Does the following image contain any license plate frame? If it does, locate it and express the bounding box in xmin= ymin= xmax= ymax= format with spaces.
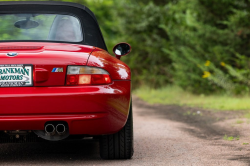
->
xmin=0 ymin=64 xmax=33 ymax=87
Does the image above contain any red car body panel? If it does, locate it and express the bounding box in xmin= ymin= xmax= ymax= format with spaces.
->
xmin=88 ymin=48 xmax=131 ymax=80
xmin=0 ymin=42 xmax=94 ymax=86
xmin=0 ymin=42 xmax=131 ymax=135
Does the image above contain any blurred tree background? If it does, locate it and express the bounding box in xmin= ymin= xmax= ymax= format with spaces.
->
xmin=5 ymin=0 xmax=250 ymax=95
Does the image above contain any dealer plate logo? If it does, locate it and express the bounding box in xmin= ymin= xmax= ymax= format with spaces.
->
xmin=7 ymin=52 xmax=18 ymax=57
xmin=0 ymin=64 xmax=33 ymax=87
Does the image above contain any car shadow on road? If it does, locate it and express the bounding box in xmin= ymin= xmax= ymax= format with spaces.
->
xmin=133 ymin=97 xmax=250 ymax=165
xmin=0 ymin=140 xmax=101 ymax=164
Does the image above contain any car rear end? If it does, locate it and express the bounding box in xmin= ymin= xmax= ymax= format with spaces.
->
xmin=0 ymin=1 xmax=133 ymax=159
xmin=0 ymin=42 xmax=131 ymax=137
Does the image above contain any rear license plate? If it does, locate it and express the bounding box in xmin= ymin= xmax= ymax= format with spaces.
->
xmin=0 ymin=64 xmax=33 ymax=87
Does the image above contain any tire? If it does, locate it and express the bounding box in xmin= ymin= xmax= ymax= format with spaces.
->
xmin=99 ymin=101 xmax=134 ymax=159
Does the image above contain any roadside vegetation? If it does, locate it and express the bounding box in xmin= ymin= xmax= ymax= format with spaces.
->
xmin=223 ymin=135 xmax=240 ymax=141
xmin=84 ymin=0 xmax=250 ymax=106
xmin=135 ymin=86 xmax=250 ymax=111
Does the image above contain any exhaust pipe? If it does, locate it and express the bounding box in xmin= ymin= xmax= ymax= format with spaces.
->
xmin=45 ymin=124 xmax=55 ymax=135
xmin=56 ymin=124 xmax=66 ymax=135
xmin=35 ymin=122 xmax=69 ymax=141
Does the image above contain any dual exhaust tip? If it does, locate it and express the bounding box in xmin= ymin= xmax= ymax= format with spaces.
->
xmin=45 ymin=124 xmax=66 ymax=135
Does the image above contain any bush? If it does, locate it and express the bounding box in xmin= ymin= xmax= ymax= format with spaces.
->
xmin=162 ymin=0 xmax=250 ymax=94
xmin=110 ymin=1 xmax=172 ymax=88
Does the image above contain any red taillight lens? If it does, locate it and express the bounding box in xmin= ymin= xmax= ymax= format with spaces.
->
xmin=66 ymin=75 xmax=79 ymax=85
xmin=66 ymin=74 xmax=111 ymax=86
xmin=91 ymin=74 xmax=111 ymax=85
xmin=66 ymin=66 xmax=112 ymax=86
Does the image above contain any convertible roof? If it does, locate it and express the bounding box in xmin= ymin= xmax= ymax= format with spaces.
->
xmin=0 ymin=1 xmax=107 ymax=51
xmin=0 ymin=1 xmax=98 ymax=22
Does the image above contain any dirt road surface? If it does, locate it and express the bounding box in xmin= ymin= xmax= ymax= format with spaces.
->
xmin=0 ymin=97 xmax=250 ymax=165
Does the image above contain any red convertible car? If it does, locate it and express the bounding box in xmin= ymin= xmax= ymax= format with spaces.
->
xmin=0 ymin=1 xmax=133 ymax=159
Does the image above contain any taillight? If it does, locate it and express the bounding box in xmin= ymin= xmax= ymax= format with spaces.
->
xmin=66 ymin=66 xmax=112 ymax=85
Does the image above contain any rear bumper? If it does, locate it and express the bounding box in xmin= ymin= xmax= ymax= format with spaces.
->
xmin=0 ymin=81 xmax=131 ymax=135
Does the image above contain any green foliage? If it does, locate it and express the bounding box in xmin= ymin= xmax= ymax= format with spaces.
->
xmin=94 ymin=0 xmax=250 ymax=94
xmin=110 ymin=1 xmax=172 ymax=88
xmin=223 ymin=135 xmax=239 ymax=141
xmin=162 ymin=0 xmax=250 ymax=94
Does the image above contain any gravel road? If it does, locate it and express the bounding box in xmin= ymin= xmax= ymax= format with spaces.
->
xmin=0 ymin=97 xmax=249 ymax=165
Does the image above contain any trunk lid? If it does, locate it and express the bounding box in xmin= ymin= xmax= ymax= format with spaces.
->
xmin=0 ymin=42 xmax=95 ymax=87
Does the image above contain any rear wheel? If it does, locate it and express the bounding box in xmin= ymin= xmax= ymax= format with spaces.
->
xmin=99 ymin=102 xmax=134 ymax=159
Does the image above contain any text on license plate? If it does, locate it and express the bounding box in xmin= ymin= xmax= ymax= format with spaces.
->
xmin=0 ymin=64 xmax=33 ymax=87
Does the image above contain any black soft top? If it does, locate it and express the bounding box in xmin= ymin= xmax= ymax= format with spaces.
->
xmin=0 ymin=1 xmax=107 ymax=50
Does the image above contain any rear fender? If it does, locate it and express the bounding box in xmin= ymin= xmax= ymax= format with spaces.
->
xmin=87 ymin=48 xmax=131 ymax=80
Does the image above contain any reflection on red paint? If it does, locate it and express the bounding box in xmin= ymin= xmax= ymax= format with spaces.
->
xmin=88 ymin=49 xmax=131 ymax=80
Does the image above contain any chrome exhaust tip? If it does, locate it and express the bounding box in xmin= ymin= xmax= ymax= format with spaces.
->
xmin=56 ymin=124 xmax=66 ymax=135
xmin=35 ymin=122 xmax=69 ymax=141
xmin=45 ymin=124 xmax=55 ymax=135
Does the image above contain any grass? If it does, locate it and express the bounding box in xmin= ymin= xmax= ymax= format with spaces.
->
xmin=223 ymin=135 xmax=239 ymax=141
xmin=134 ymin=86 xmax=250 ymax=111
xmin=236 ymin=120 xmax=244 ymax=124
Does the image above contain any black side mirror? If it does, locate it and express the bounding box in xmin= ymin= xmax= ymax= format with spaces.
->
xmin=113 ymin=43 xmax=131 ymax=60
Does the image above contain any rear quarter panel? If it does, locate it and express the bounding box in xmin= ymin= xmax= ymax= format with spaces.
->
xmin=87 ymin=48 xmax=131 ymax=80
